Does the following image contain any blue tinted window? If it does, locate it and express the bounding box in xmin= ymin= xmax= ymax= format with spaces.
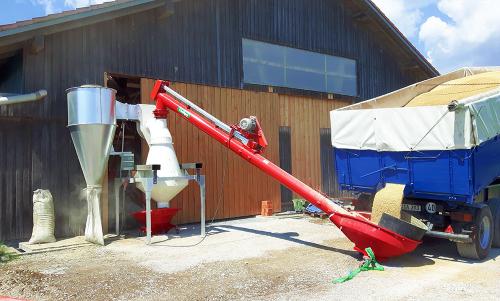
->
xmin=326 ymin=56 xmax=356 ymax=77
xmin=286 ymin=69 xmax=325 ymax=92
xmin=242 ymin=39 xmax=285 ymax=86
xmin=242 ymin=39 xmax=284 ymax=65
xmin=285 ymin=47 xmax=324 ymax=72
xmin=327 ymin=75 xmax=357 ymax=97
xmin=243 ymin=61 xmax=285 ymax=87
xmin=242 ymin=39 xmax=357 ymax=96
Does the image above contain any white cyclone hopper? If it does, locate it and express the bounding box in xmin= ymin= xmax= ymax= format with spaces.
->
xmin=136 ymin=105 xmax=188 ymax=207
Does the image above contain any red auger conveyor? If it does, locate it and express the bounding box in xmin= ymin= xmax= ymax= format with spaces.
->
xmin=151 ymin=80 xmax=421 ymax=260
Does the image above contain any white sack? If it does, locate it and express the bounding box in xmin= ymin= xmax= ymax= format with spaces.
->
xmin=84 ymin=186 xmax=104 ymax=245
xmin=29 ymin=189 xmax=56 ymax=244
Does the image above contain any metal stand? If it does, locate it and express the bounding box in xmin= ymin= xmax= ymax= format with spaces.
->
xmin=131 ymin=164 xmax=206 ymax=245
xmin=114 ymin=178 xmax=121 ymax=235
xmin=110 ymin=151 xmax=134 ymax=236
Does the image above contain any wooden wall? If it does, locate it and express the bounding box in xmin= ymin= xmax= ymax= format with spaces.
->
xmin=141 ymin=79 xmax=350 ymax=224
xmin=279 ymin=94 xmax=350 ymax=192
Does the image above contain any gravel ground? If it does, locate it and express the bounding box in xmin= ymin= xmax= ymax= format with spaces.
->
xmin=1 ymin=215 xmax=499 ymax=301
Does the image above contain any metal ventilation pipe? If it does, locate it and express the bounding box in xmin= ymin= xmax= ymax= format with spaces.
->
xmin=0 ymin=90 xmax=47 ymax=106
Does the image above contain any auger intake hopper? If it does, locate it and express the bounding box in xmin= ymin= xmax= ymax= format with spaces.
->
xmin=329 ymin=213 xmax=421 ymax=260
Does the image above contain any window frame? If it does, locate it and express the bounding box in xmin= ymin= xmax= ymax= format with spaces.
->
xmin=242 ymin=38 xmax=358 ymax=97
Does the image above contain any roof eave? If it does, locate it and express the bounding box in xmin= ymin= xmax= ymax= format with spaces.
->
xmin=0 ymin=0 xmax=165 ymax=48
xmin=361 ymin=0 xmax=439 ymax=77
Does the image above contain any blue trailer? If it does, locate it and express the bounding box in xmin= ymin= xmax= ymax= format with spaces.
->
xmin=331 ymin=68 xmax=500 ymax=259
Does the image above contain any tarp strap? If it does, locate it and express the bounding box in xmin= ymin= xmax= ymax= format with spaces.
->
xmin=333 ymin=247 xmax=384 ymax=283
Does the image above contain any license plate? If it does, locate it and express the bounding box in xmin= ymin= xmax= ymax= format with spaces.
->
xmin=402 ymin=204 xmax=421 ymax=212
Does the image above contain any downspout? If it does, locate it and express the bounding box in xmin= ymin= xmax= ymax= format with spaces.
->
xmin=0 ymin=90 xmax=47 ymax=106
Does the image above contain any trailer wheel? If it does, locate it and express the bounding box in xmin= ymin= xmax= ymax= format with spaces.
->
xmin=456 ymin=205 xmax=493 ymax=260
xmin=487 ymin=198 xmax=500 ymax=247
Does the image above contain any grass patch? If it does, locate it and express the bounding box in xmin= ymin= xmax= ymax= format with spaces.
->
xmin=0 ymin=242 xmax=18 ymax=263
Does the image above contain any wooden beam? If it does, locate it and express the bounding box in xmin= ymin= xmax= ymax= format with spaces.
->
xmin=126 ymin=82 xmax=141 ymax=89
xmin=0 ymin=45 xmax=23 ymax=58
xmin=351 ymin=11 xmax=370 ymax=23
xmin=158 ymin=1 xmax=175 ymax=20
xmin=29 ymin=35 xmax=44 ymax=54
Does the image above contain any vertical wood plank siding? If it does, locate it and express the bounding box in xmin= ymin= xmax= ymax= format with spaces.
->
xmin=0 ymin=0 xmax=429 ymax=240
xmin=320 ymin=128 xmax=347 ymax=197
xmin=279 ymin=126 xmax=293 ymax=212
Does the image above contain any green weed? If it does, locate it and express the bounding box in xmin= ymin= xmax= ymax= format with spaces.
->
xmin=0 ymin=242 xmax=18 ymax=263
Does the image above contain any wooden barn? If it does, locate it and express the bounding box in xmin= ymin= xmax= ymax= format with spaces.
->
xmin=0 ymin=0 xmax=437 ymax=241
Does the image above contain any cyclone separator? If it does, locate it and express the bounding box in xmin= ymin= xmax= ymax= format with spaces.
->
xmin=67 ymin=85 xmax=117 ymax=245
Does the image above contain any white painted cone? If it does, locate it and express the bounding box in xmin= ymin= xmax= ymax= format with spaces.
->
xmin=137 ymin=105 xmax=188 ymax=204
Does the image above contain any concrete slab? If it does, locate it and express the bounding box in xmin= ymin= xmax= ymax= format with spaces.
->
xmin=18 ymin=234 xmax=119 ymax=253
xmin=19 ymin=236 xmax=92 ymax=253
xmin=2 ymin=215 xmax=500 ymax=300
xmin=105 ymin=215 xmax=346 ymax=274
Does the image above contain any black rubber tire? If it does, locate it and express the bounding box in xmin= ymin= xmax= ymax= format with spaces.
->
xmin=487 ymin=198 xmax=500 ymax=248
xmin=456 ymin=204 xmax=493 ymax=260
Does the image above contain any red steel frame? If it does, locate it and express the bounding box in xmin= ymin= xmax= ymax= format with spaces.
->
xmin=151 ymin=80 xmax=420 ymax=259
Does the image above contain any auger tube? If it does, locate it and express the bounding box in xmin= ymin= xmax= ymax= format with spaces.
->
xmin=151 ymin=81 xmax=421 ymax=259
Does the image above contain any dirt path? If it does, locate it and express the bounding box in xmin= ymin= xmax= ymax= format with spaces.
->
xmin=1 ymin=216 xmax=499 ymax=300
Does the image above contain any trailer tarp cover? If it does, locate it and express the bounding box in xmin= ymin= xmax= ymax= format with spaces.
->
xmin=330 ymin=67 xmax=500 ymax=151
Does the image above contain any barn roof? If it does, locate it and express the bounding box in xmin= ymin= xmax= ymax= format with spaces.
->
xmin=0 ymin=0 xmax=167 ymax=47
xmin=0 ymin=0 xmax=438 ymax=77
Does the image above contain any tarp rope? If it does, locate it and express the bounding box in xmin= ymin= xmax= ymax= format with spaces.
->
xmin=333 ymin=247 xmax=384 ymax=283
